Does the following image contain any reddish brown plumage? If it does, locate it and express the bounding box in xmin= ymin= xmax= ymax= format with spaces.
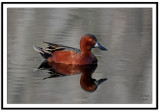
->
xmin=48 ymin=50 xmax=97 ymax=65
xmin=34 ymin=34 xmax=107 ymax=65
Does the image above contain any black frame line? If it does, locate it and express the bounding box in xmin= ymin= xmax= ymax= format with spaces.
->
xmin=1 ymin=2 xmax=158 ymax=110
xmin=0 ymin=2 xmax=159 ymax=4
xmin=1 ymin=1 xmax=3 ymax=110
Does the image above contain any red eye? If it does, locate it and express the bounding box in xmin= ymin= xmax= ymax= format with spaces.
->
xmin=89 ymin=38 xmax=92 ymax=42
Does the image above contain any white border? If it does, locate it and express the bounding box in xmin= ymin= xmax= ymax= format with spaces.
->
xmin=3 ymin=3 xmax=157 ymax=108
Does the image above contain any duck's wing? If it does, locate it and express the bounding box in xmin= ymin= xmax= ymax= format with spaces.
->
xmin=43 ymin=41 xmax=81 ymax=53
xmin=33 ymin=42 xmax=80 ymax=59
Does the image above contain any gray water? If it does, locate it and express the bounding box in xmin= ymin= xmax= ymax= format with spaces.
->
xmin=7 ymin=8 xmax=152 ymax=104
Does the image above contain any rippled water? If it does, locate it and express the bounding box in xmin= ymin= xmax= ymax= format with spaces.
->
xmin=7 ymin=8 xmax=152 ymax=104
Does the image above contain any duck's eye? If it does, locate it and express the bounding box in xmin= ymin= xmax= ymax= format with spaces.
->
xmin=88 ymin=38 xmax=92 ymax=42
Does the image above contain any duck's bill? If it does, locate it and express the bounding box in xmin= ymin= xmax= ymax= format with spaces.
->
xmin=94 ymin=42 xmax=107 ymax=51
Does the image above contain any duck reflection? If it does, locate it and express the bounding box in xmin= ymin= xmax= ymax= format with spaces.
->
xmin=37 ymin=60 xmax=107 ymax=92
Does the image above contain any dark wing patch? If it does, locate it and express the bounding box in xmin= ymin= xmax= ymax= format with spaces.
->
xmin=43 ymin=41 xmax=81 ymax=53
xmin=34 ymin=42 xmax=81 ymax=59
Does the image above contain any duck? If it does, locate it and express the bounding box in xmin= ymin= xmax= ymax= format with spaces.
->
xmin=33 ymin=34 xmax=107 ymax=65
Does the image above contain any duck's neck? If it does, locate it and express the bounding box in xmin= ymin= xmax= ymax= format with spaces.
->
xmin=81 ymin=48 xmax=92 ymax=55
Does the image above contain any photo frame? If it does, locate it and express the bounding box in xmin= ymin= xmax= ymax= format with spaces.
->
xmin=1 ymin=2 xmax=158 ymax=109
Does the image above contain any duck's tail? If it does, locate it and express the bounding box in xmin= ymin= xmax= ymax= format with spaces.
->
xmin=33 ymin=46 xmax=52 ymax=59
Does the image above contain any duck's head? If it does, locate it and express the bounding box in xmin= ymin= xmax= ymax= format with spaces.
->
xmin=80 ymin=34 xmax=107 ymax=53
